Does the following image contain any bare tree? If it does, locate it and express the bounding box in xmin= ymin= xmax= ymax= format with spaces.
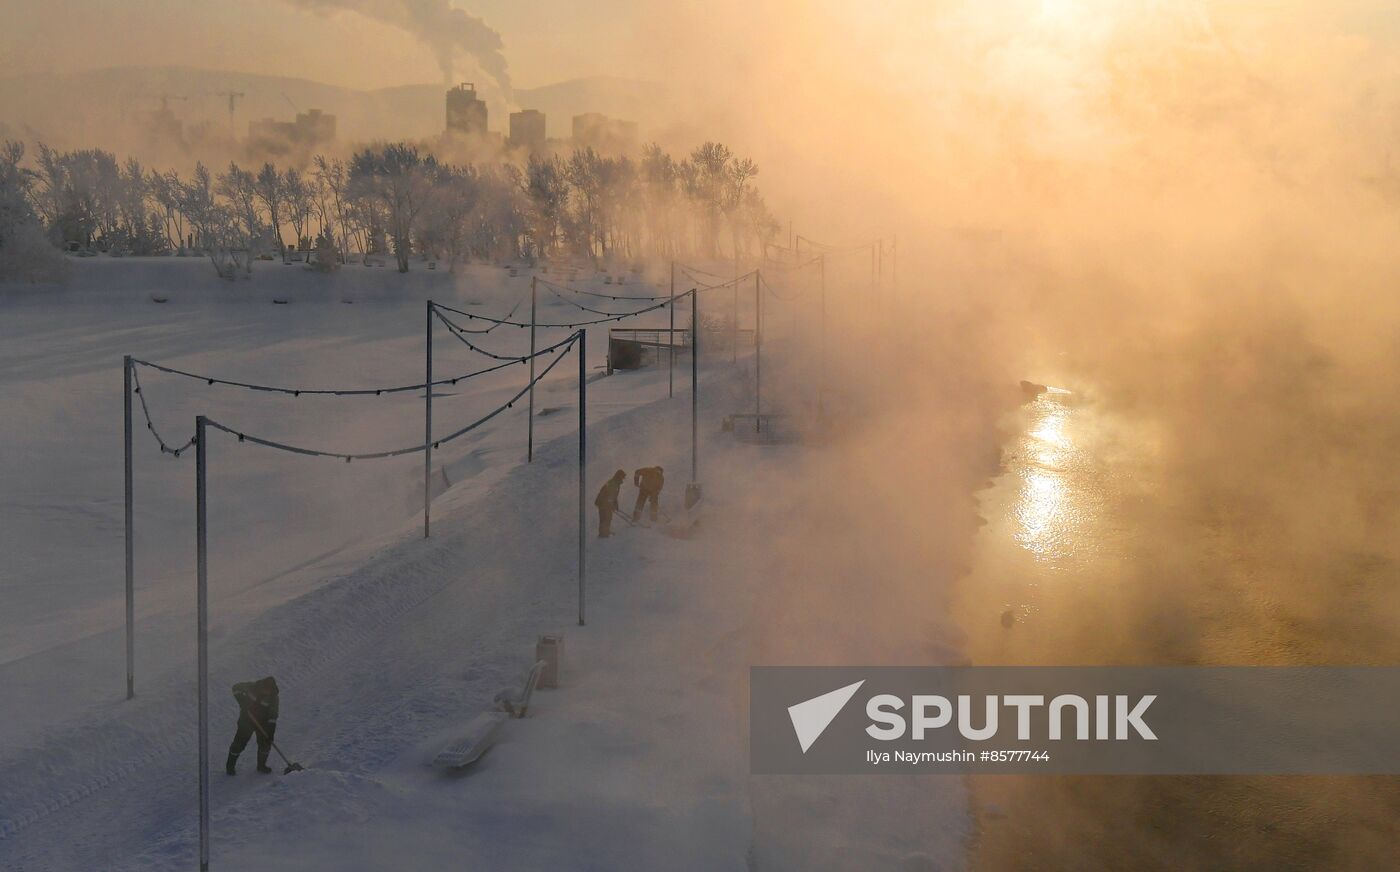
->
xmin=348 ymin=144 xmax=438 ymax=273
xmin=523 ymin=154 xmax=568 ymax=261
xmin=282 ymin=168 xmax=315 ymax=255
xmin=254 ymin=163 xmax=286 ymax=261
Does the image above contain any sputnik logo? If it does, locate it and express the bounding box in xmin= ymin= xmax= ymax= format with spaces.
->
xmin=787 ymin=680 xmax=865 ymax=753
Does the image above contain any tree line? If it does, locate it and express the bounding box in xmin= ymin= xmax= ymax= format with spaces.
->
xmin=0 ymin=138 xmax=780 ymax=280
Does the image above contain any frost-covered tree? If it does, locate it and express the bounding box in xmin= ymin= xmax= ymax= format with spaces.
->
xmin=0 ymin=140 xmax=66 ymax=282
xmin=348 ymin=144 xmax=438 ymax=273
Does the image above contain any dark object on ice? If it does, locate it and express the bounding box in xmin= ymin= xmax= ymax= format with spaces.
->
xmin=1000 ymin=609 xmax=1015 ymax=629
xmin=632 ymin=466 xmax=664 ymax=522
xmin=1019 ymin=380 xmax=1048 ymax=400
xmin=272 ymin=298 xmax=289 ymax=305
xmin=595 ymin=469 xmax=626 ymax=537
xmin=150 ymin=294 xmax=169 ymax=304
xmin=227 ymin=676 xmax=303 ymax=775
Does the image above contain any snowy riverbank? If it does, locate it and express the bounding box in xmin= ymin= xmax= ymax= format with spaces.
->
xmin=2 ymin=257 xmax=987 ymax=869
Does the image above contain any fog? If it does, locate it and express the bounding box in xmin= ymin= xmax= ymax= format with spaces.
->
xmin=5 ymin=1 xmax=1400 ymax=868
xmin=631 ymin=3 xmax=1400 ymax=867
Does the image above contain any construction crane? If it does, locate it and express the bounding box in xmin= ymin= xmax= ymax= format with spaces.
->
xmin=154 ymin=93 xmax=188 ymax=112
xmin=213 ymin=90 xmax=245 ymax=138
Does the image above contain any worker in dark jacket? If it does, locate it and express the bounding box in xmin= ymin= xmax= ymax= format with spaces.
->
xmin=226 ymin=676 xmax=279 ymax=774
xmin=595 ymin=469 xmax=626 ymax=537
xmin=633 ymin=466 xmax=665 ymax=523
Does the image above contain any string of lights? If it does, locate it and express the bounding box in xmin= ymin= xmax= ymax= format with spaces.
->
xmin=534 ymin=274 xmax=672 ymax=303
xmin=675 ymin=265 xmax=759 ymax=289
xmin=674 ymin=262 xmax=731 ymax=281
xmin=435 ymin=286 xmax=533 ymax=334
xmin=132 ymin=357 xmax=505 ymax=397
xmin=432 ymin=292 xmax=692 ymax=330
xmin=201 ymin=334 xmax=580 ymax=463
xmin=538 ymin=281 xmax=671 ymax=317
xmin=130 ymin=366 xmax=197 ymax=457
xmin=434 ymin=310 xmax=581 ymax=361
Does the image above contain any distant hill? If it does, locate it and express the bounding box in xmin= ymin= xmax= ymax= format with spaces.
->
xmin=0 ymin=66 xmax=668 ymax=150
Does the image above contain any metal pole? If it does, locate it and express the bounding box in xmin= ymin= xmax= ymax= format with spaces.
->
xmin=577 ymin=330 xmax=586 ymax=627
xmin=733 ymin=255 xmax=739 ymax=363
xmin=820 ymin=255 xmax=827 ymax=420
xmin=424 ymin=301 xmax=433 ymax=538
xmin=754 ymin=270 xmax=762 ymax=432
xmin=892 ymin=234 xmax=898 ymax=298
xmin=733 ymin=270 xmax=744 ymax=361
xmin=691 ymin=287 xmax=699 ymax=483
xmin=528 ymin=277 xmax=537 ymax=462
xmin=871 ymin=243 xmax=877 ymax=297
xmin=195 ymin=415 xmax=210 ymax=872
xmin=878 ymin=238 xmax=884 ymax=293
xmin=123 ymin=355 xmax=134 ymax=700
xmin=668 ymin=262 xmax=675 ymax=399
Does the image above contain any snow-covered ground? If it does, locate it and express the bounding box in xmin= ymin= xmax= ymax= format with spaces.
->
xmin=1 ymin=256 xmax=978 ymax=870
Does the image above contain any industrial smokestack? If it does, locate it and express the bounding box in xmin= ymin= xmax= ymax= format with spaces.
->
xmin=281 ymin=0 xmax=513 ymax=102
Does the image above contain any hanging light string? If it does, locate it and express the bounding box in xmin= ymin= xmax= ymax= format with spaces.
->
xmin=675 ymin=262 xmax=731 ymax=281
xmin=131 ymin=334 xmax=580 ymax=457
xmin=534 ymin=275 xmax=672 ymax=303
xmin=537 ymin=281 xmax=673 ymax=317
xmin=434 ymin=309 xmax=581 ymax=361
xmin=676 ymin=265 xmax=759 ymax=289
xmin=202 ymin=332 xmax=581 ymax=462
xmin=799 ymin=236 xmax=890 ymax=256
xmin=431 ymin=290 xmax=694 ymax=330
xmin=435 ymin=285 xmax=533 ymax=334
xmin=130 ymin=365 xmax=198 ymax=457
xmin=760 ymin=254 xmax=823 ymax=273
xmin=132 ymin=356 xmax=509 ymax=397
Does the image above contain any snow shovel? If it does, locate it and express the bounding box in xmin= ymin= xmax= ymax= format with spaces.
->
xmin=244 ymin=709 xmax=305 ymax=774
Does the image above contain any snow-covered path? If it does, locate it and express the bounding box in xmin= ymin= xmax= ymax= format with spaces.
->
xmin=2 ymin=258 xmax=976 ymax=870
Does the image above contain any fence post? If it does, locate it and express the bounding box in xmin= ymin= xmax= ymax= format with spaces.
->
xmin=878 ymin=237 xmax=884 ymax=292
xmin=692 ymin=287 xmax=699 ymax=483
xmin=195 ymin=415 xmax=210 ymax=872
xmin=754 ymin=270 xmax=762 ymax=432
xmin=668 ymin=262 xmax=675 ymax=399
xmin=124 ymin=355 xmax=134 ymax=700
xmin=870 ymin=242 xmax=877 ymax=297
xmin=528 ymin=278 xmax=537 ymax=462
xmin=577 ymin=330 xmax=587 ymax=627
xmin=819 ymin=255 xmax=827 ymax=420
xmin=733 ymin=260 xmax=739 ymax=363
xmin=424 ymin=301 xmax=433 ymax=538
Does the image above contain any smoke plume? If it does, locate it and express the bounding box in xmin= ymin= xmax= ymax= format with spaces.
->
xmin=285 ymin=0 xmax=512 ymax=99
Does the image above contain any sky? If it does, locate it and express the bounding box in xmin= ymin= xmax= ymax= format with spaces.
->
xmin=0 ymin=0 xmax=641 ymax=90
xmin=4 ymin=0 xmax=1400 ymax=244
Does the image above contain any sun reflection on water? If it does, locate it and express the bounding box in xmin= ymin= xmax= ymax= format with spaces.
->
xmin=1012 ymin=393 xmax=1089 ymax=561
